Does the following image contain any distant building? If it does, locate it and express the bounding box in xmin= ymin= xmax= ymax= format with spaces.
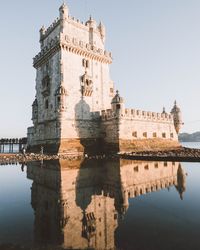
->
xmin=27 ymin=3 xmax=182 ymax=154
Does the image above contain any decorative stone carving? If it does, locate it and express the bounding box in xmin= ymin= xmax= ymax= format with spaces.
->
xmin=55 ymin=86 xmax=67 ymax=111
xmin=81 ymin=72 xmax=93 ymax=96
xmin=32 ymin=98 xmax=38 ymax=124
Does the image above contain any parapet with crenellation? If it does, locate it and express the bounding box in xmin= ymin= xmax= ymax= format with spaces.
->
xmin=34 ymin=32 xmax=112 ymax=68
xmin=101 ymin=109 xmax=117 ymax=121
xmin=40 ymin=13 xmax=105 ymax=41
xmin=121 ymin=108 xmax=173 ymax=122
xmin=101 ymin=108 xmax=173 ymax=123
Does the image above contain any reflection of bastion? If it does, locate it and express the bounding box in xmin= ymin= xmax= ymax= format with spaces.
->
xmin=27 ymin=159 xmax=186 ymax=249
xmin=27 ymin=3 xmax=182 ymax=154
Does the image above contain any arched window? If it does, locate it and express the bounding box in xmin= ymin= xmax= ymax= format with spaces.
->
xmin=57 ymin=96 xmax=60 ymax=104
xmin=45 ymin=99 xmax=49 ymax=109
xmin=116 ymin=104 xmax=121 ymax=109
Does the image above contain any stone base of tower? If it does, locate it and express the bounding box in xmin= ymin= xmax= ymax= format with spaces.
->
xmin=118 ymin=138 xmax=181 ymax=153
xmin=102 ymin=138 xmax=181 ymax=154
xmin=27 ymin=137 xmax=181 ymax=155
xmin=27 ymin=138 xmax=103 ymax=155
xmin=58 ymin=138 xmax=102 ymax=155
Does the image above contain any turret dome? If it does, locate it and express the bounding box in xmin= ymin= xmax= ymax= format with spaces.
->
xmin=171 ymin=100 xmax=181 ymax=113
xmin=111 ymin=90 xmax=124 ymax=104
xmin=85 ymin=15 xmax=97 ymax=29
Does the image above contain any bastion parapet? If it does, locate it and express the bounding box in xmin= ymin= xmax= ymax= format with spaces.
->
xmin=101 ymin=108 xmax=173 ymax=122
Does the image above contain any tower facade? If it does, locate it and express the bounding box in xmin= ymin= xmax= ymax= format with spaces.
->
xmin=27 ymin=3 xmax=114 ymax=153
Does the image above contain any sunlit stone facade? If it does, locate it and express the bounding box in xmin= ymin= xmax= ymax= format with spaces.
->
xmin=27 ymin=3 xmax=182 ymax=154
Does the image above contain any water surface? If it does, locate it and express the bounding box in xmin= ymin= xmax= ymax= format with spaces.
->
xmin=0 ymin=153 xmax=200 ymax=249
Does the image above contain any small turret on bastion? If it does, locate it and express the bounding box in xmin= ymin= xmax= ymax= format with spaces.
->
xmin=27 ymin=3 xmax=183 ymax=154
xmin=171 ymin=101 xmax=183 ymax=134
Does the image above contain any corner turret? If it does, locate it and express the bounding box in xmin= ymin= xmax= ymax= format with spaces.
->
xmin=32 ymin=98 xmax=38 ymax=125
xmin=98 ymin=22 xmax=106 ymax=43
xmin=170 ymin=101 xmax=183 ymax=134
xmin=86 ymin=16 xmax=97 ymax=45
xmin=59 ymin=2 xmax=69 ymax=20
xmin=111 ymin=90 xmax=124 ymax=114
xmin=86 ymin=15 xmax=97 ymax=29
xmin=162 ymin=107 xmax=166 ymax=114
xmin=39 ymin=25 xmax=46 ymax=39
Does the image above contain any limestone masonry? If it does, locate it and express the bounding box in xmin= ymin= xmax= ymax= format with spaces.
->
xmin=27 ymin=3 xmax=183 ymax=154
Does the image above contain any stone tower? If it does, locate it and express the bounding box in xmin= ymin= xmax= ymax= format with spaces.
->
xmin=27 ymin=3 xmax=183 ymax=154
xmin=27 ymin=3 xmax=114 ymax=153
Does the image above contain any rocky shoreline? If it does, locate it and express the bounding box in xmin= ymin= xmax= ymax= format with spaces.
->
xmin=120 ymin=147 xmax=200 ymax=162
xmin=1 ymin=147 xmax=200 ymax=165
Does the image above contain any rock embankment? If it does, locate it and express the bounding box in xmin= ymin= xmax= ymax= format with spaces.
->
xmin=120 ymin=147 xmax=200 ymax=162
xmin=0 ymin=153 xmax=116 ymax=165
xmin=0 ymin=153 xmax=82 ymax=165
xmin=1 ymin=147 xmax=200 ymax=164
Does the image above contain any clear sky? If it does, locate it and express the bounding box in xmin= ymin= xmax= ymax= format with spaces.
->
xmin=0 ymin=0 xmax=200 ymax=137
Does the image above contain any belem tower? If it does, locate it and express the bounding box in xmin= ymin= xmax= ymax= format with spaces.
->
xmin=27 ymin=3 xmax=183 ymax=154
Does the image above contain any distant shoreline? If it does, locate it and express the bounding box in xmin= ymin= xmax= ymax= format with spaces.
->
xmin=180 ymin=140 xmax=200 ymax=142
xmin=179 ymin=132 xmax=200 ymax=142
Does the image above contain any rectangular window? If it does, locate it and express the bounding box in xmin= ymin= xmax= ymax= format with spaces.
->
xmin=82 ymin=59 xmax=85 ymax=67
xmin=45 ymin=99 xmax=48 ymax=109
xmin=170 ymin=133 xmax=174 ymax=138
xmin=154 ymin=163 xmax=158 ymax=168
xmin=162 ymin=133 xmax=166 ymax=138
xmin=82 ymin=59 xmax=90 ymax=68
xmin=153 ymin=132 xmax=157 ymax=138
xmin=144 ymin=164 xmax=149 ymax=170
xmin=134 ymin=166 xmax=139 ymax=172
xmin=116 ymin=104 xmax=121 ymax=109
xmin=143 ymin=132 xmax=147 ymax=138
xmin=132 ymin=131 xmax=137 ymax=138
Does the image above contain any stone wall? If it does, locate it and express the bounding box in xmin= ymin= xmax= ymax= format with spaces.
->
xmin=101 ymin=107 xmax=180 ymax=152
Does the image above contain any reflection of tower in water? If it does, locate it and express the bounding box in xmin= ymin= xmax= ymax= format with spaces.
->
xmin=175 ymin=164 xmax=186 ymax=200
xmin=27 ymin=159 xmax=186 ymax=249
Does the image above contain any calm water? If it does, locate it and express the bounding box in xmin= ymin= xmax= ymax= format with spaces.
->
xmin=0 ymin=142 xmax=200 ymax=250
